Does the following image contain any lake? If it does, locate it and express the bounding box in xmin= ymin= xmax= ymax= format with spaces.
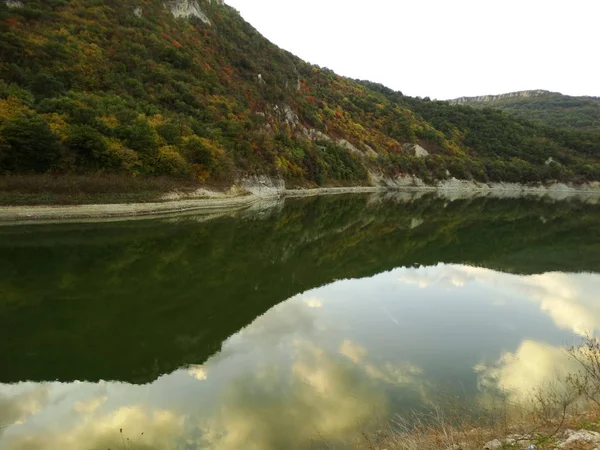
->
xmin=0 ymin=193 xmax=599 ymax=449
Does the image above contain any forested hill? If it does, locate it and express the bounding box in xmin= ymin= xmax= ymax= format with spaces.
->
xmin=1 ymin=0 xmax=600 ymax=187
xmin=449 ymin=90 xmax=600 ymax=133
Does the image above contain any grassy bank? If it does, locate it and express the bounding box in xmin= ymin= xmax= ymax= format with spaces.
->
xmin=0 ymin=174 xmax=206 ymax=205
xmin=360 ymin=337 xmax=600 ymax=450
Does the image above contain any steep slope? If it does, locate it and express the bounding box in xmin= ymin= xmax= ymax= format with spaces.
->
xmin=1 ymin=0 xmax=599 ymax=187
xmin=449 ymin=90 xmax=600 ymax=133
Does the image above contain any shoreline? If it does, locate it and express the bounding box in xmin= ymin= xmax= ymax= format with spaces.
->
xmin=1 ymin=179 xmax=600 ymax=225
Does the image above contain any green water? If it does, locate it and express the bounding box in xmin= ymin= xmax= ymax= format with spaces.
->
xmin=0 ymin=193 xmax=599 ymax=449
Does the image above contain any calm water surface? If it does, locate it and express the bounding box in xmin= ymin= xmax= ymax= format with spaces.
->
xmin=1 ymin=194 xmax=599 ymax=449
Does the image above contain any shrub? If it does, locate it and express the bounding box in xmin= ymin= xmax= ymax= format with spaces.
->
xmin=153 ymin=146 xmax=188 ymax=176
xmin=0 ymin=113 xmax=62 ymax=173
xmin=63 ymin=124 xmax=108 ymax=170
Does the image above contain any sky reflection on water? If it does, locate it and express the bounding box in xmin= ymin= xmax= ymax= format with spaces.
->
xmin=1 ymin=263 xmax=598 ymax=450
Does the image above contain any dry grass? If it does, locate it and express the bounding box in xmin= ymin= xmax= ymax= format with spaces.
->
xmin=355 ymin=337 xmax=600 ymax=450
xmin=358 ymin=405 xmax=600 ymax=450
xmin=0 ymin=174 xmax=205 ymax=205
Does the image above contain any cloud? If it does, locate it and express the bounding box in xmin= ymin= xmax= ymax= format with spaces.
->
xmin=398 ymin=264 xmax=492 ymax=290
xmin=0 ymin=386 xmax=50 ymax=430
xmin=238 ymin=300 xmax=319 ymax=344
xmin=338 ymin=339 xmax=366 ymax=363
xmin=3 ymin=405 xmax=185 ymax=450
xmin=200 ymin=329 xmax=430 ymax=450
xmin=200 ymin=299 xmax=322 ymax=369
xmin=364 ymin=362 xmax=423 ymax=387
xmin=338 ymin=339 xmax=423 ymax=388
xmin=303 ymin=297 xmax=323 ymax=308
xmin=73 ymin=395 xmax=107 ymax=415
xmin=475 ymin=340 xmax=577 ymax=400
xmin=397 ymin=264 xmax=600 ymax=336
xmin=200 ymin=340 xmax=388 ymax=450
xmin=187 ymin=365 xmax=208 ymax=381
xmin=525 ymin=273 xmax=600 ymax=335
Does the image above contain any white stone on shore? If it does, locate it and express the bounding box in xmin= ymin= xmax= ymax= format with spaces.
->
xmin=482 ymin=438 xmax=502 ymax=449
xmin=558 ymin=429 xmax=600 ymax=448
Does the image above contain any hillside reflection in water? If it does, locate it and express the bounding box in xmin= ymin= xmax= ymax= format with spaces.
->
xmin=0 ymin=194 xmax=599 ymax=449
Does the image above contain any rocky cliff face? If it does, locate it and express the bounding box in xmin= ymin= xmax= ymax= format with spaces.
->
xmin=3 ymin=0 xmax=24 ymax=8
xmin=165 ymin=0 xmax=212 ymax=23
xmin=449 ymin=90 xmax=553 ymax=105
xmin=1 ymin=0 xmax=224 ymax=17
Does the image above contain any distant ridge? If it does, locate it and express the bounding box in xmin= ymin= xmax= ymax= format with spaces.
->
xmin=449 ymin=90 xmax=555 ymax=105
xmin=447 ymin=90 xmax=600 ymax=132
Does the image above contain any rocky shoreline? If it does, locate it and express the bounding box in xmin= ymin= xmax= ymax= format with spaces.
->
xmin=481 ymin=428 xmax=600 ymax=449
xmin=1 ymin=175 xmax=600 ymax=225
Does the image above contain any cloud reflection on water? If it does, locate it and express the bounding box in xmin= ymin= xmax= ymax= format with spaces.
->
xmin=1 ymin=264 xmax=599 ymax=449
xmin=398 ymin=265 xmax=600 ymax=336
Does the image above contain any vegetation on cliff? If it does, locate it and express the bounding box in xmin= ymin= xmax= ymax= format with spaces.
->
xmin=450 ymin=90 xmax=600 ymax=133
xmin=1 ymin=0 xmax=599 ymax=188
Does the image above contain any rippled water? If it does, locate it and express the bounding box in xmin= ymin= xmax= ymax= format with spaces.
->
xmin=0 ymin=194 xmax=599 ymax=449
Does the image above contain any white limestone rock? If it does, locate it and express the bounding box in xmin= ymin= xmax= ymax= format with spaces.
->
xmin=5 ymin=0 xmax=24 ymax=8
xmin=363 ymin=144 xmax=378 ymax=157
xmin=402 ymin=143 xmax=429 ymax=158
xmin=482 ymin=439 xmax=502 ymax=450
xmin=302 ymin=128 xmax=332 ymax=142
xmin=273 ymin=104 xmax=300 ymax=128
xmin=166 ymin=0 xmax=211 ymax=24
xmin=241 ymin=175 xmax=284 ymax=198
xmin=558 ymin=429 xmax=600 ymax=448
xmin=337 ymin=139 xmax=361 ymax=154
xmin=451 ymin=90 xmax=551 ymax=105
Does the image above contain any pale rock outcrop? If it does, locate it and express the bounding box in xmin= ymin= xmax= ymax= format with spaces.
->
xmin=482 ymin=436 xmax=534 ymax=450
xmin=337 ymin=139 xmax=361 ymax=154
xmin=363 ymin=144 xmax=378 ymax=157
xmin=483 ymin=429 xmax=600 ymax=450
xmin=240 ymin=175 xmax=284 ymax=198
xmin=166 ymin=0 xmax=211 ymax=24
xmin=302 ymin=128 xmax=332 ymax=142
xmin=273 ymin=104 xmax=300 ymax=128
xmin=482 ymin=439 xmax=502 ymax=450
xmin=451 ymin=90 xmax=552 ymax=105
xmin=133 ymin=7 xmax=142 ymax=17
xmin=409 ymin=218 xmax=424 ymax=229
xmin=558 ymin=429 xmax=600 ymax=448
xmin=375 ymin=174 xmax=428 ymax=188
xmin=402 ymin=143 xmax=429 ymax=158
xmin=5 ymin=0 xmax=24 ymax=8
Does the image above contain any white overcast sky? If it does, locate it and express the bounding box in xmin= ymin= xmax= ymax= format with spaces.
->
xmin=225 ymin=0 xmax=600 ymax=100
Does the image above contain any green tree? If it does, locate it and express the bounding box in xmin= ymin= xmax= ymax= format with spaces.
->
xmin=31 ymin=73 xmax=65 ymax=100
xmin=156 ymin=121 xmax=182 ymax=146
xmin=118 ymin=116 xmax=160 ymax=156
xmin=0 ymin=114 xmax=61 ymax=173
xmin=183 ymin=135 xmax=216 ymax=168
xmin=64 ymin=125 xmax=108 ymax=170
